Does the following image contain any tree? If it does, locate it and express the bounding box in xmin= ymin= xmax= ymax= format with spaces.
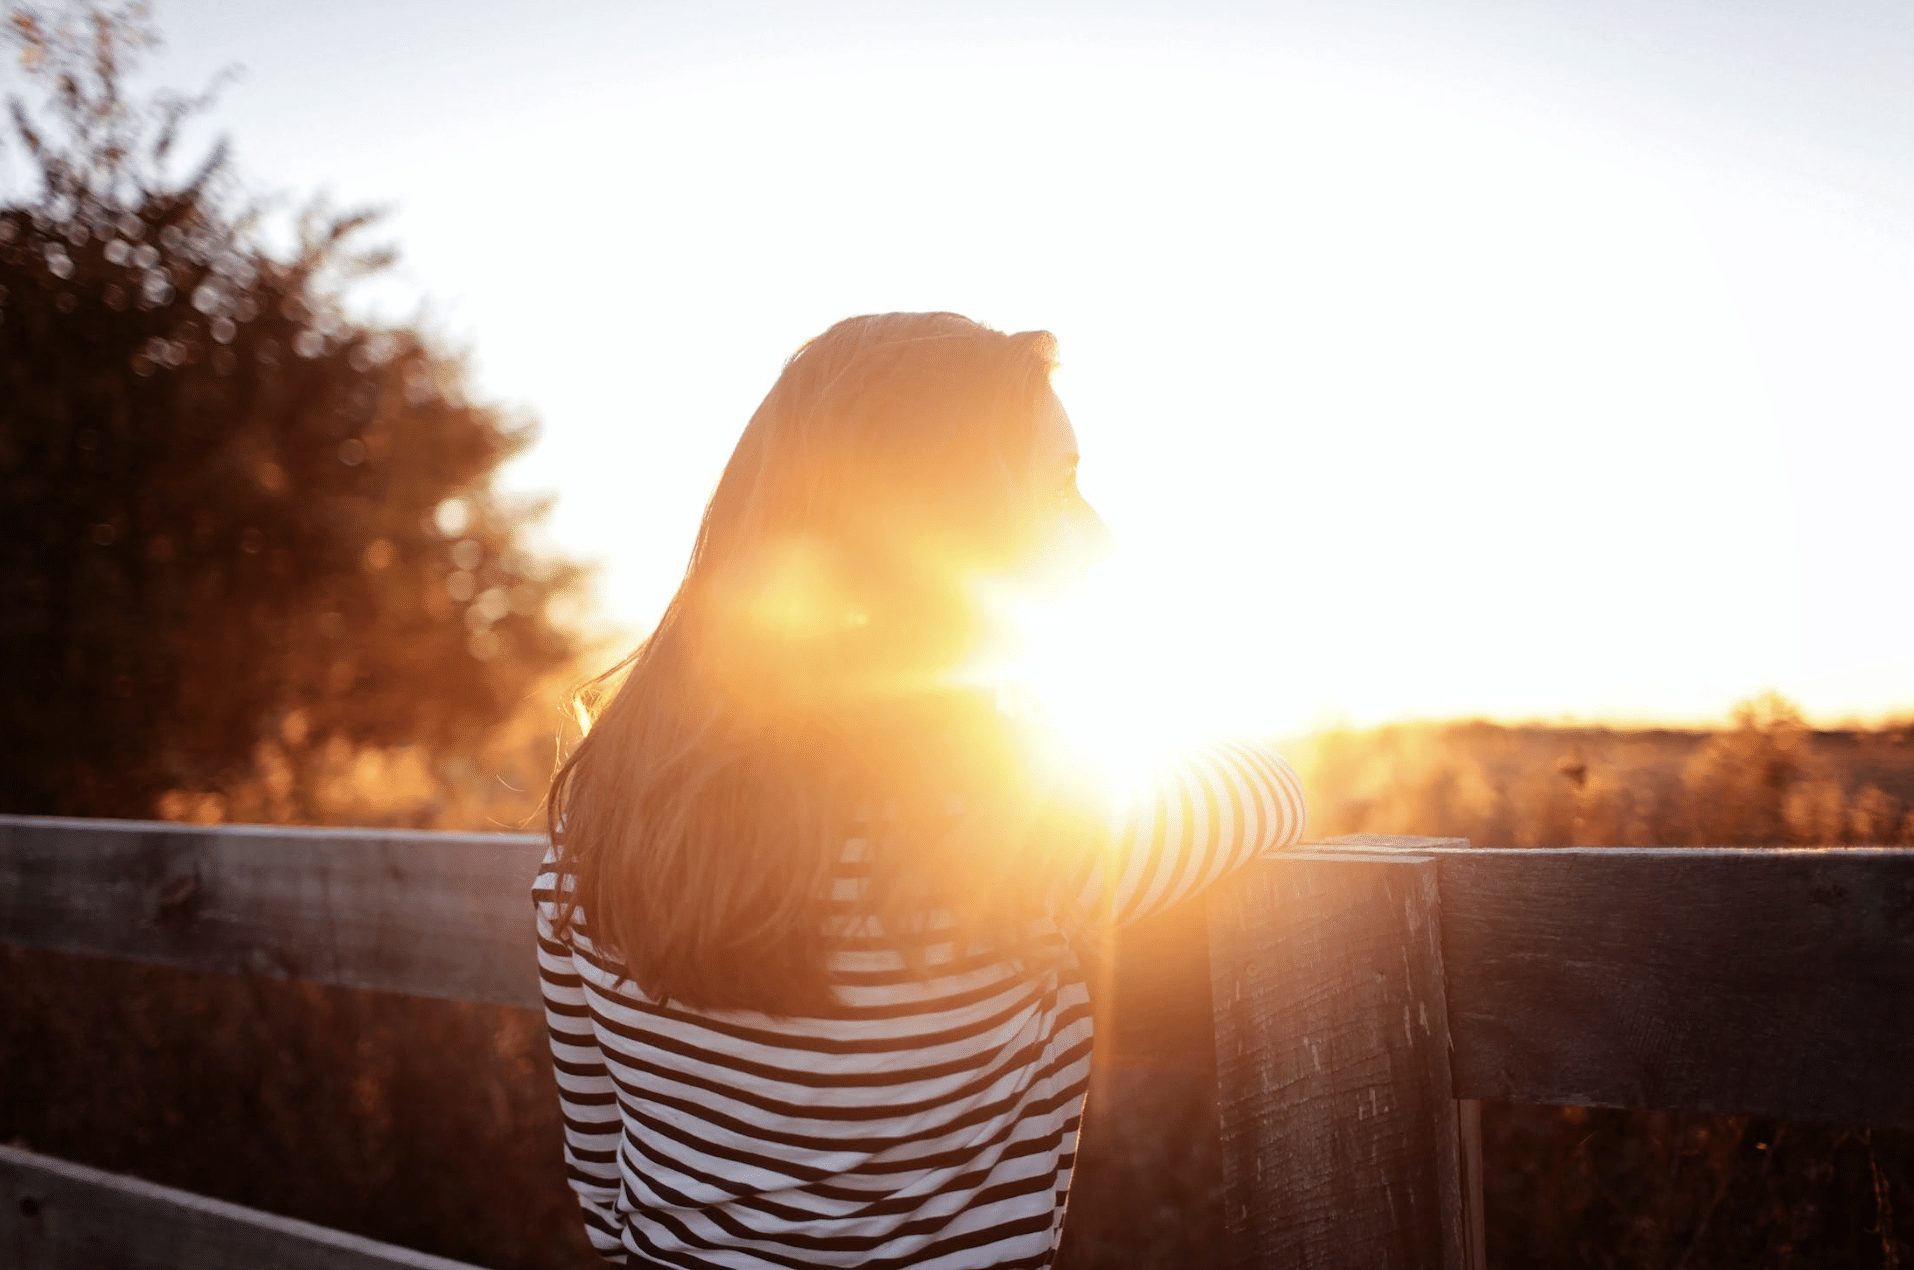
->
xmin=0 ymin=2 xmax=591 ymax=819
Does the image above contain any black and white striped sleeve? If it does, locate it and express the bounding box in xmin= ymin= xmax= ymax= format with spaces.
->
xmin=1062 ymin=739 xmax=1308 ymax=929
xmin=533 ymin=873 xmax=629 ymax=1264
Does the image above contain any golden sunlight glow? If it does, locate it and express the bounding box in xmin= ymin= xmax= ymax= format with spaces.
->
xmin=970 ymin=551 xmax=1291 ymax=806
xmin=731 ymin=537 xmax=863 ymax=642
xmin=216 ymin=12 xmax=1914 ymax=731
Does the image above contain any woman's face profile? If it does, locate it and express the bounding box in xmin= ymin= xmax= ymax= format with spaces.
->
xmin=1026 ymin=386 xmax=1110 ymax=582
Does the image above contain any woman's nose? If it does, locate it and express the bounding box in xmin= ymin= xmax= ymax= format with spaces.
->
xmin=1078 ymin=502 xmax=1114 ymax=563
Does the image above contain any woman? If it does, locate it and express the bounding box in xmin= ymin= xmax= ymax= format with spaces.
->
xmin=533 ymin=311 xmax=1307 ymax=1268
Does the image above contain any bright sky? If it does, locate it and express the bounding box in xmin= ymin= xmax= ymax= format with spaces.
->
xmin=51 ymin=0 xmax=1914 ymax=733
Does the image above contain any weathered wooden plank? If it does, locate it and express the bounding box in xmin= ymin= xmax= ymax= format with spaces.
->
xmin=1323 ymin=837 xmax=1914 ymax=1129
xmin=1319 ymin=835 xmax=1471 ymax=852
xmin=0 ymin=815 xmax=545 ymax=1007
xmin=1208 ymin=849 xmax=1475 ymax=1270
xmin=0 ymin=1145 xmax=483 ymax=1270
xmin=1457 ymin=1098 xmax=1487 ymax=1270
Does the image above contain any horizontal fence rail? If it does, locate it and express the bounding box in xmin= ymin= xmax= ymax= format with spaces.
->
xmin=1324 ymin=835 xmax=1914 ymax=1129
xmin=0 ymin=1144 xmax=484 ymax=1270
xmin=0 ymin=815 xmax=547 ymax=1008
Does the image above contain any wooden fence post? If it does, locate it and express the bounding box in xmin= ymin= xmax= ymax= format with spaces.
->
xmin=1208 ymin=846 xmax=1485 ymax=1270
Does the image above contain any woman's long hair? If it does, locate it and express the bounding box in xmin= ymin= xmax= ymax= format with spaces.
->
xmin=545 ymin=312 xmax=1105 ymax=1014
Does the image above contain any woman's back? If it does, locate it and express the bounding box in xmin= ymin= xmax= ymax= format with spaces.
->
xmin=533 ymin=738 xmax=1307 ymax=1268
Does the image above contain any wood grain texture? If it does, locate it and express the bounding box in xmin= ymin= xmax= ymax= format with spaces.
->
xmin=1320 ymin=837 xmax=1914 ymax=1128
xmin=1456 ymin=1099 xmax=1487 ymax=1270
xmin=1208 ymin=849 xmax=1475 ymax=1270
xmin=0 ymin=1145 xmax=483 ymax=1270
xmin=0 ymin=815 xmax=545 ymax=1007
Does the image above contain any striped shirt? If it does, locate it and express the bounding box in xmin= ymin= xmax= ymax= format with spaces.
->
xmin=532 ymin=739 xmax=1307 ymax=1269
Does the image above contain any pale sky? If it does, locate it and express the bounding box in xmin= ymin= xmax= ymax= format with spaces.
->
xmin=26 ymin=0 xmax=1914 ymax=733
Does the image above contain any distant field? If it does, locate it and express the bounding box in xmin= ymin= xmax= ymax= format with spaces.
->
xmin=1291 ymin=709 xmax=1914 ymax=849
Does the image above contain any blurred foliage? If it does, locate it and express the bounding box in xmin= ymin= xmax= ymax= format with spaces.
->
xmin=0 ymin=1 xmax=595 ymax=822
xmin=1296 ymin=690 xmax=1914 ymax=850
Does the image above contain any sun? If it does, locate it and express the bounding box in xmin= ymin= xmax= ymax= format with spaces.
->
xmin=967 ymin=552 xmax=1285 ymax=809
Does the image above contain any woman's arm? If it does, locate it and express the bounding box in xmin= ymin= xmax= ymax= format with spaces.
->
xmin=532 ymin=869 xmax=631 ymax=1265
xmin=1058 ymin=738 xmax=1308 ymax=930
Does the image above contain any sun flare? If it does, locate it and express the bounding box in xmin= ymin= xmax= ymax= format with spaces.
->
xmin=969 ymin=553 xmax=1291 ymax=809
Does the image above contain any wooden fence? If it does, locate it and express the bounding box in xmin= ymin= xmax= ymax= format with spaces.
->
xmin=2 ymin=814 xmax=1910 ymax=1269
